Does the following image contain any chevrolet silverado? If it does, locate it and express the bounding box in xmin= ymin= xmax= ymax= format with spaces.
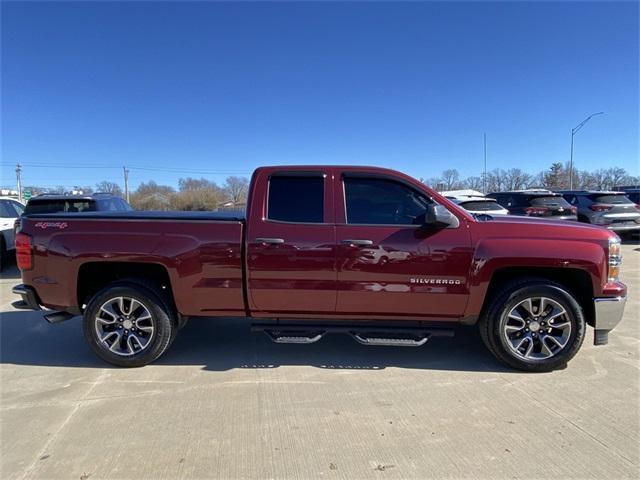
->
xmin=12 ymin=166 xmax=627 ymax=371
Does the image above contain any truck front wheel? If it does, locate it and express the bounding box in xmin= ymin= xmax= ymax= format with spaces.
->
xmin=479 ymin=280 xmax=586 ymax=372
xmin=83 ymin=281 xmax=177 ymax=367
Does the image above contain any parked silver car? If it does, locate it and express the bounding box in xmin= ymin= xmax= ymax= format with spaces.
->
xmin=558 ymin=190 xmax=640 ymax=234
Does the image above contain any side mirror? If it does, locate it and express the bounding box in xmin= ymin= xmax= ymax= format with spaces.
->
xmin=420 ymin=204 xmax=459 ymax=232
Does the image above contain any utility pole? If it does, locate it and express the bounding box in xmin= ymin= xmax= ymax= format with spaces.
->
xmin=569 ymin=112 xmax=604 ymax=189
xmin=123 ymin=166 xmax=130 ymax=202
xmin=16 ymin=163 xmax=23 ymax=203
xmin=483 ymin=133 xmax=487 ymax=194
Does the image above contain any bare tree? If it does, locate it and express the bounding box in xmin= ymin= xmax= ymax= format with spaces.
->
xmin=486 ymin=169 xmax=507 ymax=193
xmin=422 ymin=177 xmax=442 ymax=188
xmin=171 ymin=189 xmax=220 ymax=211
xmin=222 ymin=176 xmax=249 ymax=206
xmin=172 ymin=177 xmax=221 ymax=210
xmin=463 ymin=176 xmax=483 ymax=191
xmin=95 ymin=181 xmax=123 ymax=196
xmin=607 ymin=167 xmax=629 ymax=189
xmin=441 ymin=169 xmax=463 ymax=190
xmin=178 ymin=177 xmax=219 ymax=192
xmin=503 ymin=168 xmax=532 ymax=191
xmin=129 ymin=181 xmax=175 ymax=210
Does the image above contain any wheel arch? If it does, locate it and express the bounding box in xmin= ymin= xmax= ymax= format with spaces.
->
xmin=77 ymin=261 xmax=176 ymax=313
xmin=479 ymin=267 xmax=595 ymax=327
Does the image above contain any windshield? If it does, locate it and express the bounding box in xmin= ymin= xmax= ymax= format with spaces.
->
xmin=529 ymin=195 xmax=571 ymax=207
xmin=588 ymin=194 xmax=633 ymax=204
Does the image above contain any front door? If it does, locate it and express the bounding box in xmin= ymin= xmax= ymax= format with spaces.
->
xmin=335 ymin=175 xmax=473 ymax=319
xmin=246 ymin=170 xmax=337 ymax=315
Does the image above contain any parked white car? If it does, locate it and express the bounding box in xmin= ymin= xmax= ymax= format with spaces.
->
xmin=0 ymin=197 xmax=24 ymax=270
xmin=439 ymin=190 xmax=509 ymax=216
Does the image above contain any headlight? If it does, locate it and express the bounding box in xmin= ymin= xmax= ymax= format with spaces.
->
xmin=608 ymin=236 xmax=622 ymax=282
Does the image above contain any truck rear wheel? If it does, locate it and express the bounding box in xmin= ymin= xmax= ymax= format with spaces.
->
xmin=83 ymin=281 xmax=177 ymax=367
xmin=479 ymin=280 xmax=586 ymax=372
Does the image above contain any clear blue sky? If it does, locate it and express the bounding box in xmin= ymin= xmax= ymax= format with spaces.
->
xmin=1 ymin=1 xmax=638 ymax=190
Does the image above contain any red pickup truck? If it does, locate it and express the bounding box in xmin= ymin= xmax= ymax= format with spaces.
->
xmin=13 ymin=166 xmax=627 ymax=371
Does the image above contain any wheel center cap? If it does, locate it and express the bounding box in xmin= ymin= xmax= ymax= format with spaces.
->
xmin=529 ymin=320 xmax=541 ymax=332
xmin=123 ymin=319 xmax=133 ymax=329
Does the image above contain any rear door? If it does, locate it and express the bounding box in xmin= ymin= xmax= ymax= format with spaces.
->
xmin=246 ymin=169 xmax=337 ymax=315
xmin=334 ymin=173 xmax=473 ymax=319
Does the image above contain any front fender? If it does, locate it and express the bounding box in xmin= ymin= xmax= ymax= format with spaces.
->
xmin=464 ymin=237 xmax=606 ymax=317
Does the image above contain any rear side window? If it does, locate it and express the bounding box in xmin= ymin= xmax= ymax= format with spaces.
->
xmin=587 ymin=194 xmax=633 ymax=204
xmin=344 ymin=177 xmax=430 ymax=225
xmin=268 ymin=176 xmax=324 ymax=223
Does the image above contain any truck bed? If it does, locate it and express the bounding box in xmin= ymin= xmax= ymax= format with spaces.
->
xmin=19 ymin=213 xmax=247 ymax=316
xmin=23 ymin=210 xmax=246 ymax=222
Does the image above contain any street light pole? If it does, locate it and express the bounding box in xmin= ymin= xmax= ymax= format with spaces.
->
xmin=483 ymin=133 xmax=487 ymax=194
xmin=569 ymin=112 xmax=604 ymax=189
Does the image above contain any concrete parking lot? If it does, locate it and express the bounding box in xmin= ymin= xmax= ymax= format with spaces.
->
xmin=1 ymin=242 xmax=638 ymax=480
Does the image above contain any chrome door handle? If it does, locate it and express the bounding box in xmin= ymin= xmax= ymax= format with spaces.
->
xmin=341 ymin=239 xmax=374 ymax=246
xmin=255 ymin=237 xmax=285 ymax=245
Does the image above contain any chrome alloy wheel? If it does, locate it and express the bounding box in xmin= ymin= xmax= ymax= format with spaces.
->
xmin=95 ymin=296 xmax=155 ymax=356
xmin=502 ymin=297 xmax=572 ymax=361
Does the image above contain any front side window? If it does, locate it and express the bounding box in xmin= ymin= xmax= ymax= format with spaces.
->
xmin=344 ymin=177 xmax=430 ymax=225
xmin=268 ymin=176 xmax=324 ymax=223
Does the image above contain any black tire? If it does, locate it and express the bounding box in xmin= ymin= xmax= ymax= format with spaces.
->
xmin=83 ymin=280 xmax=177 ymax=367
xmin=479 ymin=279 xmax=586 ymax=372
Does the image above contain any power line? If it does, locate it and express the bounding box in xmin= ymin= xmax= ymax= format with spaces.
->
xmin=0 ymin=162 xmax=251 ymax=174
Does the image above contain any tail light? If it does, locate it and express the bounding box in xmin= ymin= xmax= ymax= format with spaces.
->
xmin=607 ymin=236 xmax=621 ymax=282
xmin=525 ymin=206 xmax=548 ymax=216
xmin=590 ymin=204 xmax=613 ymax=212
xmin=635 ymin=204 xmax=640 ymax=210
xmin=15 ymin=232 xmax=33 ymax=271
xmin=570 ymin=206 xmax=577 ymax=214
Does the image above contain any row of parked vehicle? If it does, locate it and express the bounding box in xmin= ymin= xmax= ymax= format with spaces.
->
xmin=441 ymin=187 xmax=640 ymax=235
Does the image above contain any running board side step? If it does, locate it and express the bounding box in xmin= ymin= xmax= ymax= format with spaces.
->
xmin=252 ymin=323 xmax=454 ymax=347
xmin=351 ymin=333 xmax=429 ymax=347
xmin=263 ymin=329 xmax=325 ymax=344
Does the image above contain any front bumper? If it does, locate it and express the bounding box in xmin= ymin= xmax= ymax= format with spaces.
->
xmin=12 ymin=284 xmax=41 ymax=311
xmin=592 ymin=296 xmax=627 ymax=345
